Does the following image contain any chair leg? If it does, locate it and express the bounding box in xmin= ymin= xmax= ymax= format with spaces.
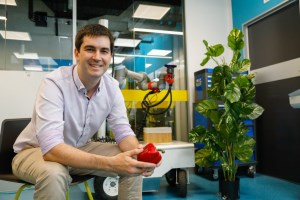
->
xmin=66 ymin=181 xmax=94 ymax=200
xmin=66 ymin=189 xmax=70 ymax=200
xmin=84 ymin=180 xmax=94 ymax=200
xmin=14 ymin=184 xmax=32 ymax=200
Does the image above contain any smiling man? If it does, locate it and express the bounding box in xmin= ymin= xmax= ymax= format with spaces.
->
xmin=12 ymin=24 xmax=158 ymax=200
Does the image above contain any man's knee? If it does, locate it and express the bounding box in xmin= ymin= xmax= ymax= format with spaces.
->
xmin=37 ymin=162 xmax=71 ymax=188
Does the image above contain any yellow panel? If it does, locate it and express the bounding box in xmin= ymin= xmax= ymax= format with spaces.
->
xmin=121 ymin=89 xmax=188 ymax=102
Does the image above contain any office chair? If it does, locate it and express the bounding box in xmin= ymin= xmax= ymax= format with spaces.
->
xmin=0 ymin=118 xmax=94 ymax=200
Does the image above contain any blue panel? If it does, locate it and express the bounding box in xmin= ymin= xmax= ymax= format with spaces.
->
xmin=232 ymin=0 xmax=286 ymax=30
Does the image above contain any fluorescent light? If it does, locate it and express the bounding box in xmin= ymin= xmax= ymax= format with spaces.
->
xmin=0 ymin=16 xmax=7 ymax=21
xmin=132 ymin=28 xmax=183 ymax=35
xmin=14 ymin=52 xmax=38 ymax=59
xmin=111 ymin=56 xmax=125 ymax=64
xmin=0 ymin=30 xmax=31 ymax=41
xmin=114 ymin=38 xmax=141 ymax=48
xmin=24 ymin=65 xmax=43 ymax=71
xmin=39 ymin=57 xmax=58 ymax=65
xmin=0 ymin=0 xmax=17 ymax=6
xmin=133 ymin=4 xmax=170 ymax=20
xmin=145 ymin=63 xmax=152 ymax=68
xmin=114 ymin=53 xmax=172 ymax=59
xmin=147 ymin=49 xmax=172 ymax=56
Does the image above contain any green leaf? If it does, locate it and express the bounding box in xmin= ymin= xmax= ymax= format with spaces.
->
xmin=244 ymin=103 xmax=264 ymax=119
xmin=235 ymin=137 xmax=256 ymax=162
xmin=200 ymin=56 xmax=210 ymax=66
xmin=228 ymin=28 xmax=244 ymax=51
xmin=196 ymin=100 xmax=220 ymax=124
xmin=189 ymin=125 xmax=207 ymax=143
xmin=207 ymin=44 xmax=224 ymax=57
xmin=195 ymin=148 xmax=218 ymax=167
xmin=224 ymin=82 xmax=241 ymax=103
xmin=238 ymin=59 xmax=251 ymax=72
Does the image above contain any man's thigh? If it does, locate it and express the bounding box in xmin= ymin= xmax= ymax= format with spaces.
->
xmin=12 ymin=147 xmax=70 ymax=184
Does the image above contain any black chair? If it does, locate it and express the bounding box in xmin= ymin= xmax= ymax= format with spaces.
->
xmin=0 ymin=118 xmax=94 ymax=200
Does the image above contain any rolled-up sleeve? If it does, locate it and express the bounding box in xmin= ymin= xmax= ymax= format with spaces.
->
xmin=35 ymin=77 xmax=65 ymax=155
xmin=106 ymin=83 xmax=135 ymax=143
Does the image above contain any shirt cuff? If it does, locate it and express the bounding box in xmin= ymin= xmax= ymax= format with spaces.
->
xmin=36 ymin=130 xmax=64 ymax=155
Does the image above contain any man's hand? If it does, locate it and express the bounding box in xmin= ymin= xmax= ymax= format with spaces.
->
xmin=109 ymin=148 xmax=158 ymax=176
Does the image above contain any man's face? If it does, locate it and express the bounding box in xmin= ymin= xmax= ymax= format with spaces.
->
xmin=75 ymin=35 xmax=112 ymax=81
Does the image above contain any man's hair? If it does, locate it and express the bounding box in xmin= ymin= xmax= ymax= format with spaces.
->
xmin=75 ymin=24 xmax=114 ymax=53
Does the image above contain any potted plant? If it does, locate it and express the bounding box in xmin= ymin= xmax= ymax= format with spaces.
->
xmin=189 ymin=28 xmax=264 ymax=199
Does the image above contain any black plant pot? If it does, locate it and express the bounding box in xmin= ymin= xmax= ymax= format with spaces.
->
xmin=219 ymin=177 xmax=240 ymax=200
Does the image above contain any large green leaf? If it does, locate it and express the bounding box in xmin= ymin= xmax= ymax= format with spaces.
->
xmin=240 ymin=103 xmax=264 ymax=119
xmin=195 ymin=147 xmax=218 ymax=167
xmin=209 ymin=65 xmax=232 ymax=99
xmin=189 ymin=125 xmax=207 ymax=143
xmin=224 ymin=82 xmax=241 ymax=103
xmin=196 ymin=100 xmax=220 ymax=125
xmin=228 ymin=28 xmax=244 ymax=51
xmin=238 ymin=59 xmax=251 ymax=72
xmin=234 ymin=75 xmax=250 ymax=90
xmin=234 ymin=136 xmax=256 ymax=162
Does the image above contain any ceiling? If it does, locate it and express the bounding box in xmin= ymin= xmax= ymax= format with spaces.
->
xmin=41 ymin=0 xmax=182 ymax=21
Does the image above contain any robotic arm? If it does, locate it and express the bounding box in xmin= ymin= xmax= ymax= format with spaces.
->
xmin=114 ymin=64 xmax=176 ymax=92
xmin=113 ymin=64 xmax=176 ymax=139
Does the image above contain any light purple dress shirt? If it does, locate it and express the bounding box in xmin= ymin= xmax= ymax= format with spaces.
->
xmin=13 ymin=65 xmax=135 ymax=155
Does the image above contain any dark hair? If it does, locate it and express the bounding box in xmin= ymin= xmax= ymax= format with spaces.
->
xmin=75 ymin=24 xmax=114 ymax=53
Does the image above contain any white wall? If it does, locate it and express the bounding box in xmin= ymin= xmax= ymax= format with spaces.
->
xmin=184 ymin=0 xmax=233 ymax=130
xmin=0 ymin=71 xmax=48 ymax=125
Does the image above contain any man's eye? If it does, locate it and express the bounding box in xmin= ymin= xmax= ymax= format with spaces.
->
xmin=86 ymin=48 xmax=94 ymax=52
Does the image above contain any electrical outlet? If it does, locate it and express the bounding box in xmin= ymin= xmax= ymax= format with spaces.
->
xmin=264 ymin=0 xmax=270 ymax=3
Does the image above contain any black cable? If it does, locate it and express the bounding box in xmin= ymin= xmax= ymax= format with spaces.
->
xmin=141 ymin=84 xmax=173 ymax=116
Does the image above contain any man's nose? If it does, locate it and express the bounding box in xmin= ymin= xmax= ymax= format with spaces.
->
xmin=92 ymin=51 xmax=102 ymax=60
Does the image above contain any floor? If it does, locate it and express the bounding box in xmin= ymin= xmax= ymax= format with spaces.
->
xmin=0 ymin=170 xmax=299 ymax=200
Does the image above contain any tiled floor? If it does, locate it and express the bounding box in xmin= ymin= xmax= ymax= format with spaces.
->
xmin=0 ymin=170 xmax=299 ymax=199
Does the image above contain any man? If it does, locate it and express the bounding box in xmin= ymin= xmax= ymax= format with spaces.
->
xmin=12 ymin=24 xmax=158 ymax=200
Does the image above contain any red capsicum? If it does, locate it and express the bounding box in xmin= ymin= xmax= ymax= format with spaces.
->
xmin=137 ymin=143 xmax=163 ymax=164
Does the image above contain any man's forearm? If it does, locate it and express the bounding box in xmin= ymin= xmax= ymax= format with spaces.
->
xmin=43 ymin=143 xmax=111 ymax=171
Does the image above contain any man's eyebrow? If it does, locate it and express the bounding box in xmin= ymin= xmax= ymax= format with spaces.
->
xmin=83 ymin=45 xmax=110 ymax=51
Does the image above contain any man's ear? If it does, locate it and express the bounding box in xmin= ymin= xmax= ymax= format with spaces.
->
xmin=74 ymin=48 xmax=79 ymax=59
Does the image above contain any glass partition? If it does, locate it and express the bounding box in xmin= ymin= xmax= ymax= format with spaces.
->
xmin=0 ymin=0 xmax=187 ymax=141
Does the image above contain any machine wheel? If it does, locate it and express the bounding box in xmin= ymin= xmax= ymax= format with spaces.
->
xmin=176 ymin=169 xmax=187 ymax=197
xmin=194 ymin=164 xmax=205 ymax=175
xmin=211 ymin=168 xmax=219 ymax=180
xmin=247 ymin=165 xmax=256 ymax=178
xmin=94 ymin=176 xmax=118 ymax=200
xmin=165 ymin=169 xmax=176 ymax=187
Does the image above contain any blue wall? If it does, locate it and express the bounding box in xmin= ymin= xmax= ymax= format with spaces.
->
xmin=232 ymin=0 xmax=286 ymax=30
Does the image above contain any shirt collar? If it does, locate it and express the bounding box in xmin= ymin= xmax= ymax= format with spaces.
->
xmin=73 ymin=65 xmax=102 ymax=94
xmin=72 ymin=65 xmax=85 ymax=92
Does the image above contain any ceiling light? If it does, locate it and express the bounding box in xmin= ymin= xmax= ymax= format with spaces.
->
xmin=14 ymin=52 xmax=38 ymax=59
xmin=147 ymin=49 xmax=172 ymax=56
xmin=111 ymin=56 xmax=125 ymax=64
xmin=114 ymin=53 xmax=172 ymax=59
xmin=145 ymin=63 xmax=152 ymax=68
xmin=24 ymin=65 xmax=43 ymax=71
xmin=0 ymin=16 xmax=7 ymax=21
xmin=0 ymin=0 xmax=17 ymax=6
xmin=132 ymin=28 xmax=183 ymax=35
xmin=0 ymin=30 xmax=31 ymax=41
xmin=133 ymin=4 xmax=170 ymax=20
xmin=114 ymin=38 xmax=141 ymax=48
